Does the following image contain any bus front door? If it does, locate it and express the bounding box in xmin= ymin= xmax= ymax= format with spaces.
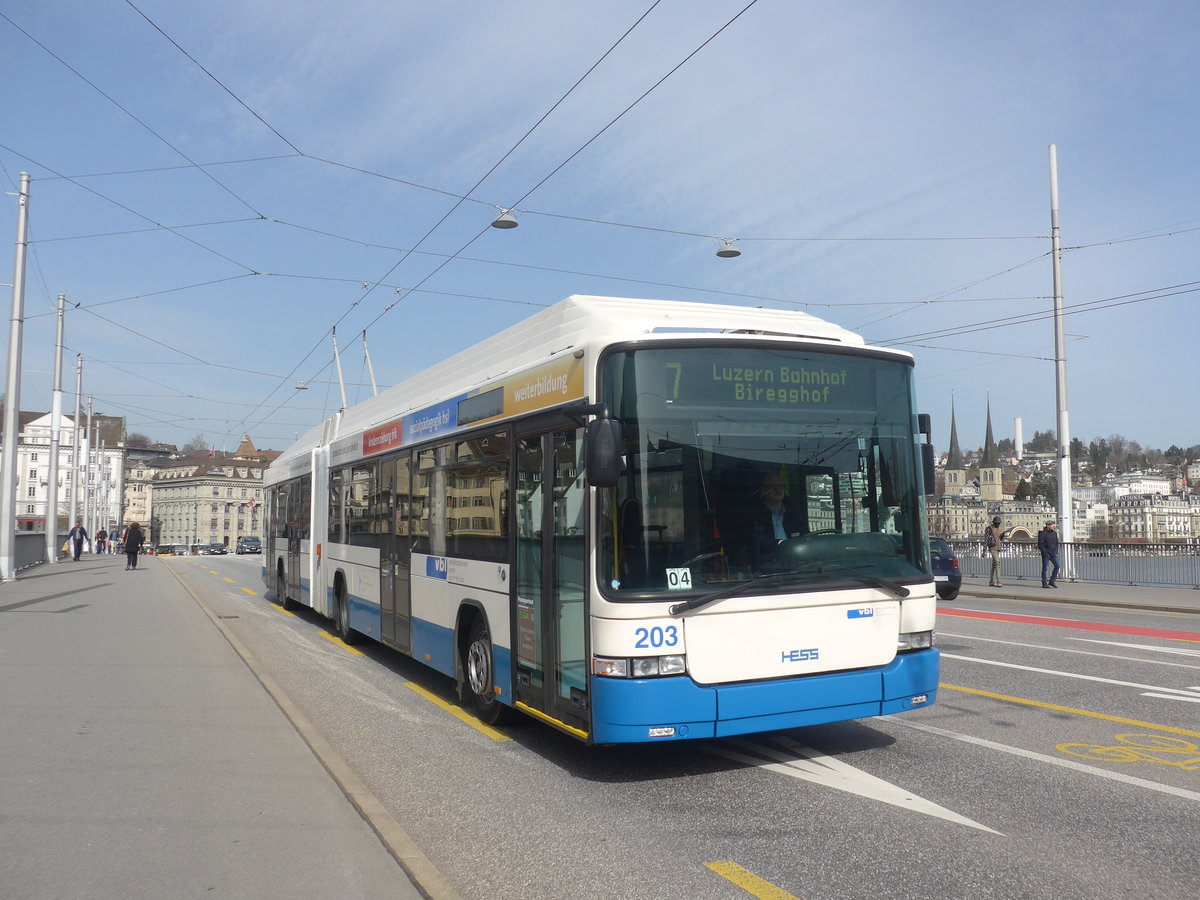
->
xmin=379 ymin=454 xmax=412 ymax=652
xmin=514 ymin=423 xmax=590 ymax=738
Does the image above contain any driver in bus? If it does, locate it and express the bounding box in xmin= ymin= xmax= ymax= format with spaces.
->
xmin=720 ymin=468 xmax=807 ymax=575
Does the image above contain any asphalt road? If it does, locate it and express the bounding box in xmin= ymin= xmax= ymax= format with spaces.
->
xmin=173 ymin=554 xmax=1200 ymax=899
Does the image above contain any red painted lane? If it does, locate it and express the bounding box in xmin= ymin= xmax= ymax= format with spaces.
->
xmin=937 ymin=607 xmax=1200 ymax=643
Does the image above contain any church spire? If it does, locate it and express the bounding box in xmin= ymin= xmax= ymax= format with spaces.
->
xmin=980 ymin=394 xmax=1000 ymax=468
xmin=946 ymin=396 xmax=964 ymax=470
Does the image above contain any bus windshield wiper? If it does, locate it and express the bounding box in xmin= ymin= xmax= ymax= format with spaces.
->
xmin=813 ymin=565 xmax=910 ymax=599
xmin=668 ymin=565 xmax=909 ymax=616
xmin=669 ymin=571 xmax=824 ymax=616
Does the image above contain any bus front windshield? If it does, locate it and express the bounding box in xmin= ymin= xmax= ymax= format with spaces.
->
xmin=598 ymin=344 xmax=930 ymax=599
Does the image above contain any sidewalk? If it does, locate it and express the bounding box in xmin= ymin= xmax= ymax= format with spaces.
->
xmin=0 ymin=553 xmax=428 ymax=900
xmin=958 ymin=574 xmax=1200 ymax=615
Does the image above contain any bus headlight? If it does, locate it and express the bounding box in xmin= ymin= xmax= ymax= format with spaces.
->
xmin=593 ymin=655 xmax=687 ymax=678
xmin=897 ymin=630 xmax=934 ymax=652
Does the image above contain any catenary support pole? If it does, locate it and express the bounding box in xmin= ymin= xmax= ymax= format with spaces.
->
xmin=0 ymin=173 xmax=31 ymax=581
xmin=1049 ymin=145 xmax=1074 ymax=547
xmin=46 ymin=293 xmax=66 ymax=563
xmin=71 ymin=355 xmax=82 ymax=527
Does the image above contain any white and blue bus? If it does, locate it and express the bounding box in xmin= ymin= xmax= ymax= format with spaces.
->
xmin=263 ymin=295 xmax=940 ymax=744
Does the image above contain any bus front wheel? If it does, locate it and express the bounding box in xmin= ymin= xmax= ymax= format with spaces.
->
xmin=278 ymin=564 xmax=297 ymax=611
xmin=465 ymin=619 xmax=514 ymax=725
xmin=335 ymin=583 xmax=360 ymax=645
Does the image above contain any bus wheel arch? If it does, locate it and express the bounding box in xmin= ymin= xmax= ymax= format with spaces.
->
xmin=457 ymin=605 xmax=516 ymax=725
xmin=333 ymin=572 xmax=359 ymax=645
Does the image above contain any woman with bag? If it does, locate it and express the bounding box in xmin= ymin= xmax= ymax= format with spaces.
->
xmin=124 ymin=522 xmax=145 ymax=571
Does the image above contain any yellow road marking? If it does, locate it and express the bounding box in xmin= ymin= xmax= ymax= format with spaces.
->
xmin=223 ymin=577 xmax=236 ymax=583
xmin=941 ymin=683 xmax=1200 ymax=738
xmin=240 ymin=587 xmax=257 ymax=596
xmin=404 ymin=682 xmax=511 ymax=741
xmin=705 ymin=861 xmax=800 ymax=899
xmin=319 ymin=631 xmax=365 ymax=656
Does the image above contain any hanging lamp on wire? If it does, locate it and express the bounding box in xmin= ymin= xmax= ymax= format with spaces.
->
xmin=491 ymin=208 xmax=519 ymax=229
xmin=715 ymin=239 xmax=741 ymax=258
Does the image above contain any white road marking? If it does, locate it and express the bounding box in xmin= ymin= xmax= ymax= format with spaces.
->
xmin=706 ymin=734 xmax=1001 ymax=835
xmin=938 ymin=631 xmax=1200 ymax=670
xmin=885 ymin=717 xmax=1200 ymax=805
xmin=941 ymin=652 xmax=1200 ymax=698
xmin=1141 ymin=692 xmax=1200 ymax=704
xmin=1070 ymin=638 xmax=1200 ymax=659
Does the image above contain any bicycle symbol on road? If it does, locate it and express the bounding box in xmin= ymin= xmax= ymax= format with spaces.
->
xmin=1056 ymin=733 xmax=1200 ymax=770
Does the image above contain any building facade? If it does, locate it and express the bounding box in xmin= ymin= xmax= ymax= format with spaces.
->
xmin=9 ymin=411 xmax=125 ymax=536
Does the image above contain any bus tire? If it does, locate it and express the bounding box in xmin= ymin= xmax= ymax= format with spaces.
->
xmin=334 ymin=581 xmax=360 ymax=645
xmin=464 ymin=618 xmax=515 ymax=725
xmin=278 ymin=563 xmax=297 ymax=611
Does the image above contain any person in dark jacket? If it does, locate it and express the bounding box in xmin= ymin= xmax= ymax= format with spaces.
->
xmin=1038 ymin=520 xmax=1060 ymax=588
xmin=68 ymin=520 xmax=89 ymax=561
xmin=124 ymin=522 xmax=145 ymax=571
xmin=719 ymin=469 xmax=807 ymax=574
xmin=985 ymin=516 xmax=1009 ymax=586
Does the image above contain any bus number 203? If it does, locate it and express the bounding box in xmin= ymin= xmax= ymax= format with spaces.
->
xmin=634 ymin=625 xmax=679 ymax=649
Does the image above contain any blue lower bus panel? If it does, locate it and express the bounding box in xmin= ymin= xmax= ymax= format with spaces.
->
xmin=589 ymin=648 xmax=939 ymax=744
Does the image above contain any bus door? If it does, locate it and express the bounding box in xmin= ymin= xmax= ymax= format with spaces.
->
xmin=513 ymin=419 xmax=589 ymax=736
xmin=379 ymin=454 xmax=412 ymax=652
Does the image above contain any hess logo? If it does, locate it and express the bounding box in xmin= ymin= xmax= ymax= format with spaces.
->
xmin=781 ymin=648 xmax=819 ymax=663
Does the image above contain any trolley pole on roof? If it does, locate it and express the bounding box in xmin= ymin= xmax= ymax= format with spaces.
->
xmin=1049 ymin=145 xmax=1074 ymax=546
xmin=0 ymin=173 xmax=31 ymax=581
xmin=362 ymin=331 xmax=378 ymax=397
xmin=331 ymin=327 xmax=348 ymax=413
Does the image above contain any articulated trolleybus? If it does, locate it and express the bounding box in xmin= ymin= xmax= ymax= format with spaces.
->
xmin=263 ymin=296 xmax=940 ymax=744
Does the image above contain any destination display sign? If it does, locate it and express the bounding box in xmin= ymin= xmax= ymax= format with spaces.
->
xmin=652 ymin=349 xmax=883 ymax=411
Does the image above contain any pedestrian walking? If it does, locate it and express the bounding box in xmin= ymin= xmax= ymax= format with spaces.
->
xmin=124 ymin=522 xmax=145 ymax=570
xmin=95 ymin=528 xmax=108 ymax=555
xmin=1038 ymin=520 xmax=1060 ymax=588
xmin=984 ymin=516 xmax=1009 ymax=586
xmin=68 ymin=520 xmax=89 ymax=562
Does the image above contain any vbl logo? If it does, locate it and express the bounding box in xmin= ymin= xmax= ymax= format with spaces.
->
xmin=781 ymin=647 xmax=819 ymax=663
xmin=426 ymin=557 xmax=448 ymax=579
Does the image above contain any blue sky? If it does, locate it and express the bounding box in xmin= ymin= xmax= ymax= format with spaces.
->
xmin=2 ymin=1 xmax=1197 ymax=457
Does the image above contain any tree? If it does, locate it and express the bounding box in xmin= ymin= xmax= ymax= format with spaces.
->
xmin=125 ymin=432 xmax=153 ymax=449
xmin=1014 ymin=479 xmax=1031 ymax=501
xmin=182 ymin=435 xmax=209 ymax=454
xmin=1027 ymin=429 xmax=1056 ymax=452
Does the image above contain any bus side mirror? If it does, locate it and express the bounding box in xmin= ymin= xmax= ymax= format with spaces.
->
xmin=917 ymin=413 xmax=935 ymax=494
xmin=586 ymin=417 xmax=623 ymax=488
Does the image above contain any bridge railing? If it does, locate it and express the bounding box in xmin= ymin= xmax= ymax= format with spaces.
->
xmin=947 ymin=540 xmax=1200 ymax=589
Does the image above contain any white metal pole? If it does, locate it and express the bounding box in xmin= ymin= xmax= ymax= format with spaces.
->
xmin=84 ymin=397 xmax=93 ymax=550
xmin=71 ymin=355 xmax=82 ymax=527
xmin=0 ymin=173 xmax=31 ymax=581
xmin=332 ymin=327 xmax=348 ymax=413
xmin=362 ymin=331 xmax=378 ymax=397
xmin=46 ymin=293 xmax=66 ymax=563
xmin=1049 ymin=146 xmax=1074 ymax=546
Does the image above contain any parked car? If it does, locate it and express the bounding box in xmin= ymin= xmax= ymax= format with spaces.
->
xmin=205 ymin=543 xmax=228 ymax=555
xmin=930 ymin=537 xmax=961 ymax=601
xmin=235 ymin=536 xmax=262 ymax=555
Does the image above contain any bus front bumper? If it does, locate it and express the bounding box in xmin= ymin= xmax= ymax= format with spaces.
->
xmin=588 ymin=648 xmax=939 ymax=744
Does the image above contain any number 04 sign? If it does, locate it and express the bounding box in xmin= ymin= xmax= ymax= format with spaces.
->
xmin=665 ymin=567 xmax=693 ymax=590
